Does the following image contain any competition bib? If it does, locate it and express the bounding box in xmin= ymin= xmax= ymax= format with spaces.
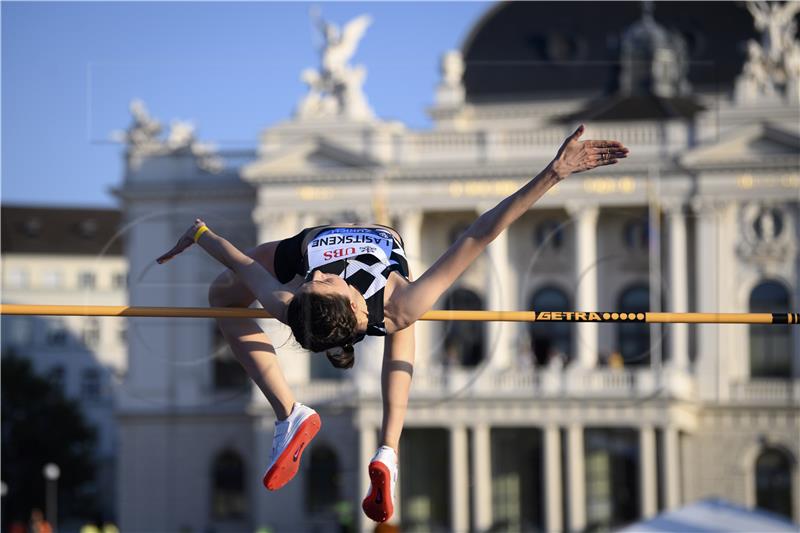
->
xmin=306 ymin=227 xmax=395 ymax=272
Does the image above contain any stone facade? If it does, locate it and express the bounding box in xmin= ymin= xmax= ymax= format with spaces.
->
xmin=114 ymin=3 xmax=799 ymax=532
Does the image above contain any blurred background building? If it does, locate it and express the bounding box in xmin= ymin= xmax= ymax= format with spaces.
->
xmin=1 ymin=206 xmax=128 ymax=521
xmin=3 ymin=1 xmax=798 ymax=532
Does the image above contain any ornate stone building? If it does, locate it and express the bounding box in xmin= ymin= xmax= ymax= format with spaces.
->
xmin=115 ymin=2 xmax=799 ymax=532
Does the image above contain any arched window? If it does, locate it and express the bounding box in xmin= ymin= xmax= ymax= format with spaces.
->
xmin=617 ymin=286 xmax=650 ymax=366
xmin=211 ymin=449 xmax=245 ymax=520
xmin=528 ymin=287 xmax=572 ymax=366
xmin=755 ymin=448 xmax=793 ymax=519
xmin=211 ymin=325 xmax=249 ymax=390
xmin=749 ymin=281 xmax=792 ymax=378
xmin=442 ymin=288 xmax=485 ymax=367
xmin=306 ymin=444 xmax=340 ymax=513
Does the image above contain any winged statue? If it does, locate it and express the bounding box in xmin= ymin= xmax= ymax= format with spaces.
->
xmin=297 ymin=10 xmax=375 ymax=119
xmin=313 ymin=11 xmax=372 ymax=78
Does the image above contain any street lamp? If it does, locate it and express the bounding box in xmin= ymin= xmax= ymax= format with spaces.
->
xmin=43 ymin=463 xmax=60 ymax=531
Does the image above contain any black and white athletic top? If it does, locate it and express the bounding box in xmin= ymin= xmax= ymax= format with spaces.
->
xmin=274 ymin=225 xmax=410 ymax=340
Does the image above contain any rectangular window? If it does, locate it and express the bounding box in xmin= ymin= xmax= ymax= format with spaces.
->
xmin=112 ymin=272 xmax=127 ymax=289
xmin=77 ymin=271 xmax=96 ymax=289
xmin=41 ymin=270 xmax=64 ymax=289
xmin=46 ymin=320 xmax=69 ymax=346
xmin=399 ymin=429 xmax=451 ymax=530
xmin=490 ymin=428 xmax=544 ymax=531
xmin=82 ymin=317 xmax=101 ymax=348
xmin=48 ymin=366 xmax=66 ymax=393
xmin=584 ymin=428 xmax=640 ymax=530
xmin=81 ymin=368 xmax=101 ymax=400
xmin=5 ymin=268 xmax=29 ymax=288
xmin=7 ymin=316 xmax=32 ymax=346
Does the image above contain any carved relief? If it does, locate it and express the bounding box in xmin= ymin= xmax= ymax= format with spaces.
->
xmin=737 ymin=202 xmax=796 ymax=265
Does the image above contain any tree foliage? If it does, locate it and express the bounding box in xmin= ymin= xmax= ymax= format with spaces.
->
xmin=1 ymin=353 xmax=97 ymax=525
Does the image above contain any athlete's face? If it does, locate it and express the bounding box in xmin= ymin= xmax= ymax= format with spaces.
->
xmin=299 ymin=270 xmax=352 ymax=299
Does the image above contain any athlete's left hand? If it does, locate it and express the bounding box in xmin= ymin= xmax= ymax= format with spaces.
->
xmin=156 ymin=218 xmax=206 ymax=264
xmin=549 ymin=124 xmax=629 ymax=179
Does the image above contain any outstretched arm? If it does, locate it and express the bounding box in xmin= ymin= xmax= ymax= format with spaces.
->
xmin=156 ymin=219 xmax=294 ymax=323
xmin=390 ymin=125 xmax=628 ymax=328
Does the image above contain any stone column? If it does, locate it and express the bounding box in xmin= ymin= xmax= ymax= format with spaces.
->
xmin=663 ymin=426 xmax=680 ymax=509
xmin=543 ymin=425 xmax=563 ymax=533
xmin=665 ymin=204 xmax=689 ymax=370
xmin=691 ymin=199 xmax=723 ymax=401
xmin=486 ymin=226 xmax=517 ymax=369
xmin=450 ymin=426 xmax=470 ymax=532
xmin=567 ymin=204 xmax=599 ymax=368
xmin=566 ymin=424 xmax=586 ymax=532
xmin=471 ymin=424 xmax=493 ymax=532
xmin=359 ymin=426 xmax=378 ymax=533
xmin=639 ymin=426 xmax=658 ymax=518
xmin=395 ymin=209 xmax=424 ymax=279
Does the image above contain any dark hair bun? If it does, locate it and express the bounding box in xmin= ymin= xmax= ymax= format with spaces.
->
xmin=326 ymin=344 xmax=355 ymax=369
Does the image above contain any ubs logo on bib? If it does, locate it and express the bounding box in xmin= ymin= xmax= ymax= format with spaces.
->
xmin=323 ymin=247 xmax=356 ymax=260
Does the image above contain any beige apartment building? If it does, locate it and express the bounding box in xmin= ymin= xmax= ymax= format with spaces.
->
xmin=1 ymin=205 xmax=128 ymax=519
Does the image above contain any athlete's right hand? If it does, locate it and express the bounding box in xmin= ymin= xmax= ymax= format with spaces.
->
xmin=156 ymin=218 xmax=206 ymax=264
xmin=549 ymin=124 xmax=629 ymax=179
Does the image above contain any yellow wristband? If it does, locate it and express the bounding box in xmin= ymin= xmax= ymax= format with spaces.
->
xmin=193 ymin=225 xmax=209 ymax=243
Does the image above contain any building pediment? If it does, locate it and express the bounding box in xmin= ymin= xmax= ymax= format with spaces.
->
xmin=241 ymin=137 xmax=380 ymax=181
xmin=681 ymin=123 xmax=800 ymax=169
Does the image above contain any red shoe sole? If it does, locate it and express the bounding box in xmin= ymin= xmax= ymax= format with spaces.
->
xmin=262 ymin=413 xmax=321 ymax=491
xmin=362 ymin=460 xmax=394 ymax=523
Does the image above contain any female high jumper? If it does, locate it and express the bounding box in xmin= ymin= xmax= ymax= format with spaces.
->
xmin=156 ymin=125 xmax=628 ymax=523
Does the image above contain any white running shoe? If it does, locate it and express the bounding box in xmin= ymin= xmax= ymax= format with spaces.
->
xmin=362 ymin=445 xmax=398 ymax=523
xmin=262 ymin=402 xmax=321 ymax=491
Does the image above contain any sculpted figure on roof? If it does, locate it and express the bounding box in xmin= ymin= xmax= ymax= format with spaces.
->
xmin=297 ymin=10 xmax=374 ymax=120
xmin=737 ymin=1 xmax=800 ymax=103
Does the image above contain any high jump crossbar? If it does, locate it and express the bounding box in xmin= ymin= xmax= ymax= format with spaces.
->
xmin=0 ymin=305 xmax=798 ymax=325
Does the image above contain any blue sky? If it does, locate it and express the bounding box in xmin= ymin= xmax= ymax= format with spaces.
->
xmin=2 ymin=1 xmax=490 ymax=207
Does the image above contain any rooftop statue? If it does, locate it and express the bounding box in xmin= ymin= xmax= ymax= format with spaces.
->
xmin=296 ymin=10 xmax=375 ymax=120
xmin=737 ymin=1 xmax=800 ymax=103
xmin=124 ymin=99 xmax=162 ymax=150
xmin=435 ymin=50 xmax=465 ymax=107
xmin=746 ymin=0 xmax=800 ymax=65
xmin=116 ymin=100 xmax=223 ymax=173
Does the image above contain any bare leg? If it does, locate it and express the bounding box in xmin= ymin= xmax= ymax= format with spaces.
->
xmin=208 ymin=242 xmax=296 ymax=420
